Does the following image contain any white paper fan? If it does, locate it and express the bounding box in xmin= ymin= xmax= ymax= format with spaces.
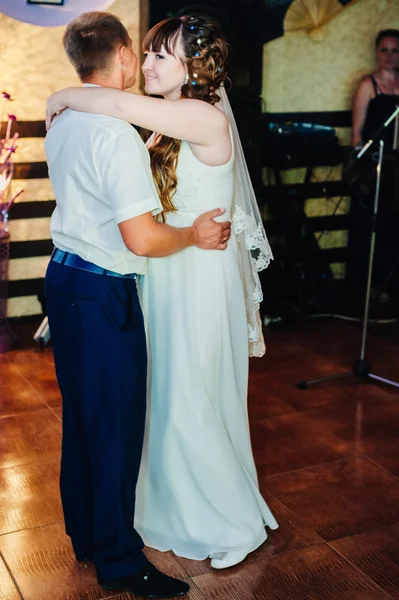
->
xmin=284 ymin=0 xmax=354 ymax=41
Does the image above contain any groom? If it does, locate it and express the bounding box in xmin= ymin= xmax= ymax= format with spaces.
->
xmin=45 ymin=11 xmax=231 ymax=598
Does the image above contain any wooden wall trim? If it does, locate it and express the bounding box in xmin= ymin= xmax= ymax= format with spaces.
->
xmin=14 ymin=121 xmax=47 ymax=138
xmin=14 ymin=162 xmax=48 ymax=179
xmin=262 ymin=111 xmax=352 ymax=127
xmin=7 ymin=114 xmax=352 ymax=318
xmin=263 ymin=180 xmax=351 ymax=201
xmin=265 ymin=214 xmax=350 ymax=236
xmin=8 ymin=278 xmax=45 ymax=298
xmin=10 ymin=240 xmax=53 ymax=259
xmin=10 ymin=200 xmax=55 ymax=220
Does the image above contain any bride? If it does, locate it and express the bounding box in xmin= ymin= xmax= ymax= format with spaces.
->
xmin=46 ymin=13 xmax=278 ymax=569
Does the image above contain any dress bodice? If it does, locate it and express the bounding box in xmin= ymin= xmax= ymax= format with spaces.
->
xmin=362 ymin=75 xmax=399 ymax=147
xmin=164 ymin=139 xmax=234 ymax=226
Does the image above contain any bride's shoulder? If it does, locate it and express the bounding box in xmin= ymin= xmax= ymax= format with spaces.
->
xmin=182 ymin=98 xmax=229 ymax=132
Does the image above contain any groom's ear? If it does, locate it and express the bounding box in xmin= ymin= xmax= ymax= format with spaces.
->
xmin=117 ymin=45 xmax=124 ymax=65
xmin=117 ymin=44 xmax=127 ymax=66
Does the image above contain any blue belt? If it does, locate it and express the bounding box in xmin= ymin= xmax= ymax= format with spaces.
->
xmin=51 ymin=248 xmax=137 ymax=280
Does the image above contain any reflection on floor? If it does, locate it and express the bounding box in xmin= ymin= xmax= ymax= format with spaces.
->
xmin=1 ymin=318 xmax=399 ymax=600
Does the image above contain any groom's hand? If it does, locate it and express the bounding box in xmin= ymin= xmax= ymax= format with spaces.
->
xmin=193 ymin=208 xmax=231 ymax=250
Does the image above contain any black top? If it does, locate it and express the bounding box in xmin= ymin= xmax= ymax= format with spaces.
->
xmin=362 ymin=75 xmax=399 ymax=147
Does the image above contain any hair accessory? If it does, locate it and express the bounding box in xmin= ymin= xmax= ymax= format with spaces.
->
xmin=197 ymin=38 xmax=202 ymax=44
xmin=193 ymin=73 xmax=198 ymax=78
xmin=191 ymin=80 xmax=197 ymax=85
xmin=217 ymin=68 xmax=221 ymax=72
xmin=194 ymin=51 xmax=200 ymax=57
xmin=190 ymin=25 xmax=195 ymax=30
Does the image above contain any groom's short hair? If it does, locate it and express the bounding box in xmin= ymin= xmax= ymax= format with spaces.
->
xmin=63 ymin=12 xmax=130 ymax=80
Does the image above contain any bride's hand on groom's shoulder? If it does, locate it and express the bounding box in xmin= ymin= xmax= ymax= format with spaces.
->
xmin=46 ymin=91 xmax=68 ymax=131
xmin=193 ymin=208 xmax=231 ymax=251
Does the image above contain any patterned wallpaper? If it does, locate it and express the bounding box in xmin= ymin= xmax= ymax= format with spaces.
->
xmin=262 ymin=0 xmax=399 ymax=113
xmin=0 ymin=0 xmax=143 ymax=318
xmin=0 ymin=0 xmax=141 ymax=121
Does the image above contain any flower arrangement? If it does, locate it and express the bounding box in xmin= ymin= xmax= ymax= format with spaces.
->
xmin=0 ymin=92 xmax=24 ymax=230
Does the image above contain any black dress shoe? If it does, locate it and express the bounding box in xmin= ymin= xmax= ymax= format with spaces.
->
xmin=98 ymin=562 xmax=189 ymax=598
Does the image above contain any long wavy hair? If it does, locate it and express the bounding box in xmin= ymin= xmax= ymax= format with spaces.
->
xmin=142 ymin=15 xmax=228 ymax=213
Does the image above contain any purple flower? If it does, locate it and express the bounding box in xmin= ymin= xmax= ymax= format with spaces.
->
xmin=8 ymin=114 xmax=17 ymax=121
xmin=2 ymin=92 xmax=11 ymax=100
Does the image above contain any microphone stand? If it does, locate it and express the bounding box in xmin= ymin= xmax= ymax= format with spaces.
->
xmin=297 ymin=106 xmax=399 ymax=390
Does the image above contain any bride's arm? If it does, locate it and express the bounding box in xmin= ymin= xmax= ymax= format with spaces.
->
xmin=46 ymin=87 xmax=227 ymax=145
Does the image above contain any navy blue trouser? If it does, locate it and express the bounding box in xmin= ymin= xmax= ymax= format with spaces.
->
xmin=45 ymin=260 xmax=148 ymax=579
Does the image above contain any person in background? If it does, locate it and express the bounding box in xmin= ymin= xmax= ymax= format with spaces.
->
xmin=350 ymin=29 xmax=399 ymax=303
xmin=352 ymin=29 xmax=399 ymax=148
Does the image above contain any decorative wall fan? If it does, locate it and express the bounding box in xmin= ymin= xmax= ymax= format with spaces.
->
xmin=284 ymin=0 xmax=358 ymax=41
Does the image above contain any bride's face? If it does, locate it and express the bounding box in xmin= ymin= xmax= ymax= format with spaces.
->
xmin=142 ymin=37 xmax=187 ymax=100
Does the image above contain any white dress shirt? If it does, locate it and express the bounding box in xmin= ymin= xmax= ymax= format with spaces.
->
xmin=45 ymin=89 xmax=162 ymax=275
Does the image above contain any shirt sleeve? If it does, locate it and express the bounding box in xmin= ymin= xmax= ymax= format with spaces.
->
xmin=100 ymin=126 xmax=162 ymax=224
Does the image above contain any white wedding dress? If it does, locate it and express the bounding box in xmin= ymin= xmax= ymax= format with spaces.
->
xmin=135 ymin=137 xmax=278 ymax=560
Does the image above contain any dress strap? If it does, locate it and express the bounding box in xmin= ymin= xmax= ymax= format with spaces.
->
xmin=369 ymin=75 xmax=380 ymax=96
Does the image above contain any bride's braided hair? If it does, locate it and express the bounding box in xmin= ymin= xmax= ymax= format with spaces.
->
xmin=143 ymin=15 xmax=228 ymax=213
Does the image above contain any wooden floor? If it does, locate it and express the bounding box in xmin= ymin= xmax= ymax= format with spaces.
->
xmin=1 ymin=318 xmax=399 ymax=600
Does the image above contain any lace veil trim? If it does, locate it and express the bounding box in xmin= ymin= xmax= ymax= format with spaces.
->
xmin=219 ymin=87 xmax=273 ymax=357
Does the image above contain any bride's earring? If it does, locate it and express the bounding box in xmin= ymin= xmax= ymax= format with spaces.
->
xmin=184 ymin=73 xmax=189 ymax=84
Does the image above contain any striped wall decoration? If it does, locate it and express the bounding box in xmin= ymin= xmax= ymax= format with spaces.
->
xmin=7 ymin=111 xmax=353 ymax=319
xmin=8 ymin=120 xmax=52 ymax=318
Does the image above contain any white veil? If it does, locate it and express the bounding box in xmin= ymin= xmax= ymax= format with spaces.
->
xmin=218 ymin=86 xmax=273 ymax=357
